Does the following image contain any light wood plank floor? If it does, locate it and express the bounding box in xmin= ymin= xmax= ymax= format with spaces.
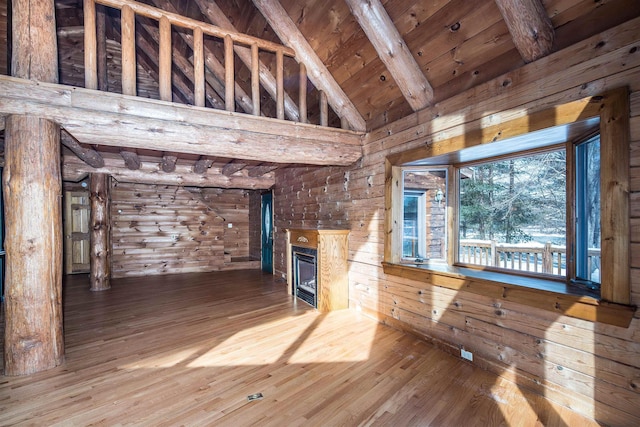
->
xmin=1 ymin=271 xmax=598 ymax=426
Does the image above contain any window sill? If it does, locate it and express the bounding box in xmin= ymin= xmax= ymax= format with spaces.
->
xmin=382 ymin=262 xmax=635 ymax=328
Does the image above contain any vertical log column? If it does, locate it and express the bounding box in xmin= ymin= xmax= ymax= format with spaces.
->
xmin=3 ymin=0 xmax=64 ymax=375
xmin=90 ymin=174 xmax=111 ymax=291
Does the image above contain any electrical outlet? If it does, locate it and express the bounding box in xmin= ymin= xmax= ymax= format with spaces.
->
xmin=227 ymin=223 xmax=233 ymax=228
xmin=461 ymin=349 xmax=473 ymax=362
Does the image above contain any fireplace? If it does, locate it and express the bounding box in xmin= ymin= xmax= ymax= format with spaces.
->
xmin=292 ymin=245 xmax=317 ymax=307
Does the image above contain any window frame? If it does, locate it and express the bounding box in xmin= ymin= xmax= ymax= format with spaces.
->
xmin=383 ymin=88 xmax=634 ymax=327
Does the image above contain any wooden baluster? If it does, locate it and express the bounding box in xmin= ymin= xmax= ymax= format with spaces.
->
xmin=299 ymin=62 xmax=307 ymax=123
xmin=84 ymin=0 xmax=97 ymax=89
xmin=320 ymin=90 xmax=328 ymax=127
xmin=224 ymin=35 xmax=234 ymax=112
xmin=251 ymin=44 xmax=260 ymax=115
xmin=121 ymin=5 xmax=136 ymax=96
xmin=276 ymin=49 xmax=284 ymax=120
xmin=193 ymin=27 xmax=205 ymax=107
xmin=96 ymin=4 xmax=108 ymax=91
xmin=159 ymin=16 xmax=172 ymax=102
xmin=543 ymin=242 xmax=552 ymax=274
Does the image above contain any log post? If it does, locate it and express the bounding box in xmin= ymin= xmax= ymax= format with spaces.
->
xmin=83 ymin=0 xmax=97 ymax=89
xmin=90 ymin=173 xmax=111 ymax=291
xmin=121 ymin=4 xmax=136 ymax=96
xmin=4 ymin=0 xmax=64 ymax=375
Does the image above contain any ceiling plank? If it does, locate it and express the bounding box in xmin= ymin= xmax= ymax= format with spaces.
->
xmin=344 ymin=0 xmax=433 ymax=111
xmin=63 ymin=154 xmax=275 ymax=189
xmin=193 ymin=0 xmax=300 ymax=122
xmin=60 ymin=130 xmax=105 ymax=168
xmin=251 ymin=0 xmax=366 ymax=131
xmin=0 ymin=76 xmax=363 ymax=166
xmin=494 ymin=0 xmax=554 ymax=63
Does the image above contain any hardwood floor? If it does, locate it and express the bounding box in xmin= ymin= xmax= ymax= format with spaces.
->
xmin=1 ymin=270 xmax=598 ymax=426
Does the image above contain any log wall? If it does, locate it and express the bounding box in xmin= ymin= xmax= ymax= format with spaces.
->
xmin=110 ymin=182 xmax=253 ymax=277
xmin=273 ymin=20 xmax=640 ymax=425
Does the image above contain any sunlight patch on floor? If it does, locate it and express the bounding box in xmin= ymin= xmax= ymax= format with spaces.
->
xmin=287 ymin=311 xmax=377 ymax=363
xmin=186 ymin=312 xmax=320 ymax=367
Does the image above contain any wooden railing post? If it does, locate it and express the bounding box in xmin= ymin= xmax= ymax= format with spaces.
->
xmin=84 ymin=0 xmax=98 ymax=89
xmin=193 ymin=27 xmax=205 ymax=107
xmin=276 ymin=49 xmax=284 ymax=120
xmin=121 ymin=4 xmax=136 ymax=96
xmin=251 ymin=44 xmax=260 ymax=115
xmin=158 ymin=15 xmax=172 ymax=101
xmin=320 ymin=90 xmax=328 ymax=126
xmin=224 ymin=34 xmax=234 ymax=112
xmin=490 ymin=240 xmax=498 ymax=267
xmin=299 ymin=62 xmax=307 ymax=123
xmin=543 ymin=242 xmax=552 ymax=274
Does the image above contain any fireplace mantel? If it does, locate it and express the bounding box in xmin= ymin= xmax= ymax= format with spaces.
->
xmin=286 ymin=229 xmax=349 ymax=312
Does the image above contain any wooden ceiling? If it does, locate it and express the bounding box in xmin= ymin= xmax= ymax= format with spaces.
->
xmin=1 ymin=0 xmax=639 ymax=187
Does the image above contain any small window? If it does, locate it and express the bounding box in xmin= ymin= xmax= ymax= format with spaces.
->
xmin=402 ymin=169 xmax=447 ymax=262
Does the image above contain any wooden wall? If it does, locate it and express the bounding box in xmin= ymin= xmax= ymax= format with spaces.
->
xmin=273 ymin=19 xmax=640 ymax=425
xmin=110 ymin=182 xmax=254 ymax=277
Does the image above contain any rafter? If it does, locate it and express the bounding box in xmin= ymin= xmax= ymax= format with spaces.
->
xmin=120 ymin=149 xmax=141 ymax=170
xmin=193 ymin=0 xmax=300 ymax=122
xmin=344 ymin=0 xmax=433 ymax=111
xmin=494 ymin=0 xmax=554 ymax=63
xmin=251 ymin=0 xmax=366 ymax=131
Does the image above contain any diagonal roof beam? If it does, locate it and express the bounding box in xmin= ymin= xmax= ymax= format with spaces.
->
xmin=344 ymin=0 xmax=433 ymax=111
xmin=252 ymin=0 xmax=366 ymax=131
xmin=494 ymin=0 xmax=554 ymax=63
xmin=193 ymin=0 xmax=299 ymax=122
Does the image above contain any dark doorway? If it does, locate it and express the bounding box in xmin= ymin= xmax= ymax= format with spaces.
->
xmin=261 ymin=191 xmax=273 ymax=273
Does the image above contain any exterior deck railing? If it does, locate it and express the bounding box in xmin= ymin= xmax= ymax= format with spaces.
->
xmin=459 ymin=239 xmax=601 ymax=278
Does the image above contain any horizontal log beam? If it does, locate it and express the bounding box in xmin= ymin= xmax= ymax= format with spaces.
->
xmin=0 ymin=76 xmax=364 ymax=166
xmin=63 ymin=155 xmax=274 ymax=189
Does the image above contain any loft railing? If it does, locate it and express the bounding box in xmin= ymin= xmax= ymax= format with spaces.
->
xmin=82 ymin=0 xmax=330 ymax=125
xmin=459 ymin=239 xmax=601 ymax=278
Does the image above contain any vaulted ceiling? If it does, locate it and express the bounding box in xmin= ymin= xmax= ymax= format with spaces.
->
xmin=1 ymin=0 xmax=639 ymax=187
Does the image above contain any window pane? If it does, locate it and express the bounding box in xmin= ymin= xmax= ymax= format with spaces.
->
xmin=576 ymin=135 xmax=601 ymax=286
xmin=402 ymin=169 xmax=447 ymax=261
xmin=458 ymin=150 xmax=566 ymax=276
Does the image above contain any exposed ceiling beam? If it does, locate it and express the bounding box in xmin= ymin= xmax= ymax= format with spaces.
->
xmin=248 ymin=165 xmax=279 ymax=177
xmin=0 ymin=76 xmax=363 ymax=166
xmin=193 ymin=0 xmax=299 ymax=122
xmin=161 ymin=154 xmax=177 ymax=173
xmin=251 ymin=0 xmax=366 ymax=131
xmin=193 ymin=157 xmax=213 ymax=174
xmin=63 ymin=154 xmax=275 ymax=189
xmin=120 ymin=149 xmax=141 ymax=169
xmin=494 ymin=0 xmax=555 ymax=63
xmin=222 ymin=162 xmax=247 ymax=176
xmin=344 ymin=0 xmax=433 ymax=111
xmin=60 ymin=130 xmax=105 ymax=168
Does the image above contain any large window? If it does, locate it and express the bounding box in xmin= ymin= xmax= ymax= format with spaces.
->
xmin=384 ymin=89 xmax=632 ymax=325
